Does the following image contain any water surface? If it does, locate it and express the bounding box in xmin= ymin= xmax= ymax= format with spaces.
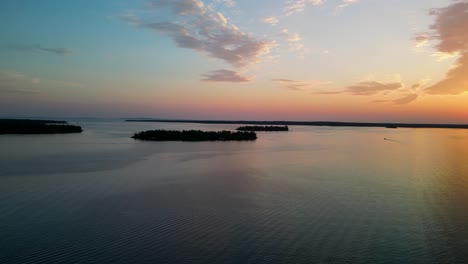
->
xmin=1 ymin=120 xmax=467 ymax=263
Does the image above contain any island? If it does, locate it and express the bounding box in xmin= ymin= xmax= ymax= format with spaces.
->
xmin=236 ymin=125 xmax=289 ymax=131
xmin=0 ymin=119 xmax=83 ymax=134
xmin=131 ymin=129 xmax=257 ymax=141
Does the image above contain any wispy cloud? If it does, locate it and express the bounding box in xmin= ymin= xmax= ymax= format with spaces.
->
xmin=277 ymin=28 xmax=307 ymax=56
xmin=317 ymin=75 xmax=423 ymax=104
xmin=278 ymin=29 xmax=301 ymax=42
xmin=6 ymin=44 xmax=73 ymax=56
xmin=201 ymin=69 xmax=251 ymax=82
xmin=0 ymin=72 xmax=25 ymax=82
xmin=0 ymin=71 xmax=40 ymax=94
xmin=262 ymin=16 xmax=279 ymax=25
xmin=122 ymin=0 xmax=275 ymax=68
xmin=421 ymin=1 xmax=468 ymax=95
xmin=393 ymin=94 xmax=418 ymax=105
xmin=0 ymin=71 xmax=83 ymax=95
xmin=116 ymin=12 xmax=140 ymax=24
xmin=314 ymin=90 xmax=343 ymax=95
xmin=273 ymin=78 xmax=331 ymax=91
xmin=39 ymin=47 xmax=72 ymax=56
xmin=214 ymin=0 xmax=236 ymax=7
xmin=272 ymin=78 xmax=294 ymax=82
xmin=414 ymin=33 xmax=430 ymax=48
xmin=345 ymin=81 xmax=403 ymax=95
xmin=284 ymin=0 xmax=324 ymax=16
xmin=337 ymin=0 xmax=359 ymax=9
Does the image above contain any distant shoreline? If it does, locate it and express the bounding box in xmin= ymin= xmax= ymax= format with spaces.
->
xmin=126 ymin=119 xmax=468 ymax=129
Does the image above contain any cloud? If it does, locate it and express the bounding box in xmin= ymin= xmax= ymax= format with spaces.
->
xmin=316 ymin=74 xmax=424 ymax=104
xmin=214 ymin=0 xmax=236 ymax=7
xmin=201 ymin=69 xmax=250 ymax=82
xmin=426 ymin=53 xmax=468 ymax=94
xmin=345 ymin=81 xmax=403 ymax=95
xmin=272 ymin=78 xmax=294 ymax=82
xmin=116 ymin=12 xmax=140 ymax=24
xmin=422 ymin=1 xmax=468 ymax=95
xmin=370 ymin=99 xmax=389 ymax=103
xmin=146 ymin=0 xmax=205 ymax=15
xmin=39 ymin=47 xmax=72 ymax=55
xmin=314 ymin=90 xmax=343 ymax=95
xmin=284 ymin=0 xmax=324 ymax=16
xmin=278 ymin=29 xmax=306 ymax=55
xmin=273 ymin=78 xmax=331 ymax=91
xmin=431 ymin=51 xmax=459 ymax=61
xmin=414 ymin=33 xmax=430 ymax=48
xmin=0 ymin=72 xmax=40 ymax=94
xmin=278 ymin=29 xmax=301 ymax=42
xmin=0 ymin=71 xmax=83 ymax=96
xmin=262 ymin=16 xmax=279 ymax=25
xmin=337 ymin=0 xmax=359 ymax=9
xmin=393 ymin=94 xmax=418 ymax=105
xmin=0 ymin=71 xmax=25 ymax=82
xmin=6 ymin=44 xmax=73 ymax=56
xmin=123 ymin=0 xmax=275 ymax=68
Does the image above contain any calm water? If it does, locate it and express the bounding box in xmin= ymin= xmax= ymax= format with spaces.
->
xmin=0 ymin=120 xmax=467 ymax=264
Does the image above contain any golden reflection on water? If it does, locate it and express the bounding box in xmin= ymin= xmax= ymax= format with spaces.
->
xmin=410 ymin=129 xmax=468 ymax=262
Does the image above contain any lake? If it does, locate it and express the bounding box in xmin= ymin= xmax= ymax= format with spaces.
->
xmin=1 ymin=119 xmax=467 ymax=263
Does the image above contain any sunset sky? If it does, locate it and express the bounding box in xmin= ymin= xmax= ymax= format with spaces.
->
xmin=1 ymin=0 xmax=467 ymax=123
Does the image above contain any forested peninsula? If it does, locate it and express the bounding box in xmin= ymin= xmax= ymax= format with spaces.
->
xmin=0 ymin=119 xmax=83 ymax=134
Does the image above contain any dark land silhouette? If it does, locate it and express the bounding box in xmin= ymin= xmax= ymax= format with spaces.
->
xmin=126 ymin=119 xmax=468 ymax=129
xmin=237 ymin=125 xmax=289 ymax=131
xmin=132 ymin=129 xmax=257 ymax=141
xmin=0 ymin=119 xmax=83 ymax=134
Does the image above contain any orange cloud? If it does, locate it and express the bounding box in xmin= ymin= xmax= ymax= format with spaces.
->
xmin=424 ymin=1 xmax=468 ymax=94
xmin=345 ymin=81 xmax=403 ymax=96
xmin=393 ymin=94 xmax=418 ymax=105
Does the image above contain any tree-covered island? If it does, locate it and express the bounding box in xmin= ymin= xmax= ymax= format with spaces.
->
xmin=0 ymin=119 xmax=83 ymax=134
xmin=132 ymin=129 xmax=257 ymax=141
xmin=236 ymin=125 xmax=289 ymax=131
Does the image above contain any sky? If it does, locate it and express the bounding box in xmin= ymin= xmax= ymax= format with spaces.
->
xmin=0 ymin=0 xmax=467 ymax=123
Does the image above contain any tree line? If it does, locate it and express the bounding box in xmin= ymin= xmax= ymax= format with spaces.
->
xmin=236 ymin=125 xmax=289 ymax=131
xmin=132 ymin=129 xmax=257 ymax=141
xmin=0 ymin=119 xmax=82 ymax=134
